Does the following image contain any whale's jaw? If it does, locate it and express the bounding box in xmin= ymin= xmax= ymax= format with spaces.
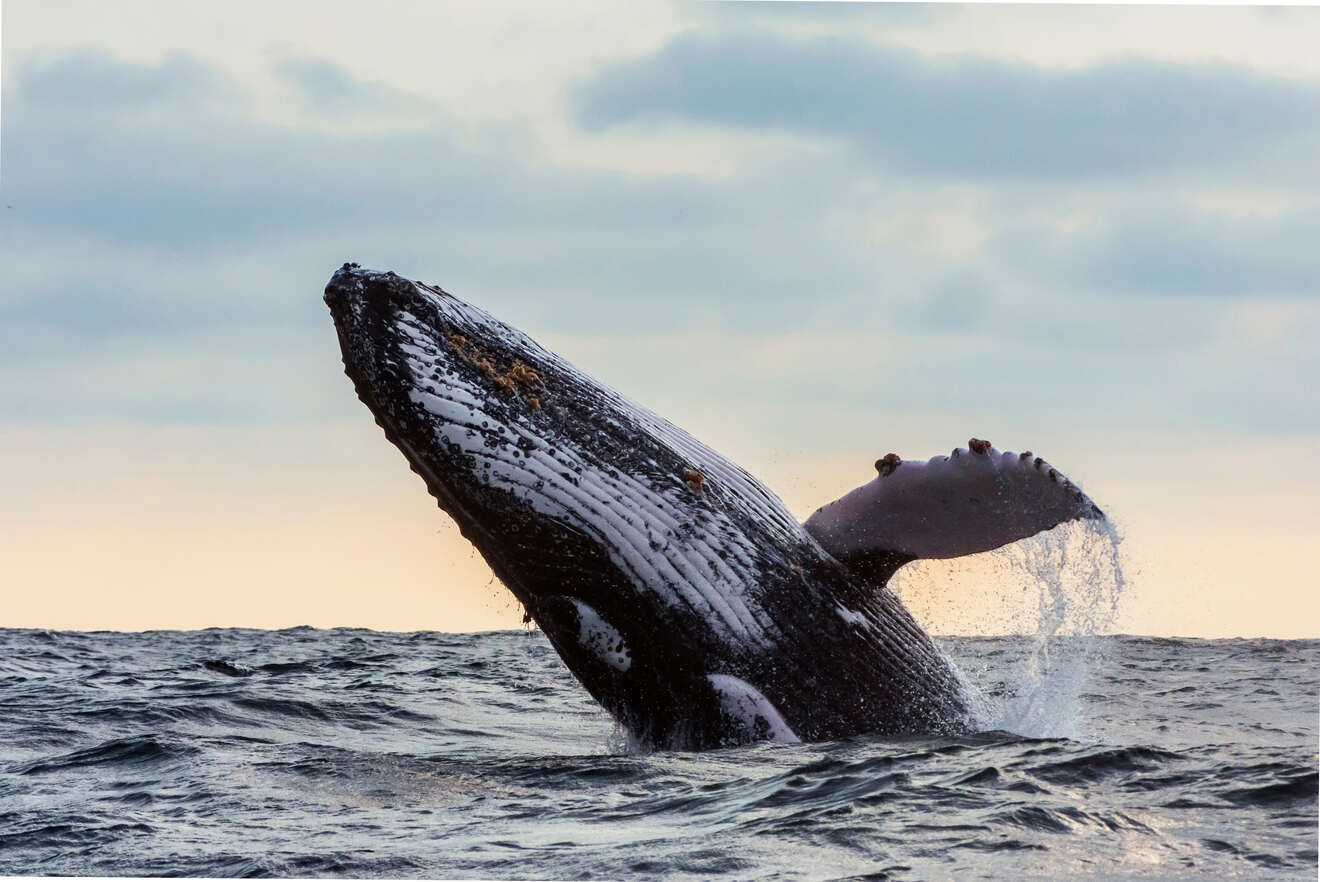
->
xmin=325 ymin=265 xmax=970 ymax=749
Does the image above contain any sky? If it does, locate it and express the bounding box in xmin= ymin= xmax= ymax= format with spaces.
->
xmin=1 ymin=1 xmax=1317 ymax=637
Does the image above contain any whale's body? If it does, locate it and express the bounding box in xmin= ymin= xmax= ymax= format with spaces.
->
xmin=325 ymin=265 xmax=1103 ymax=749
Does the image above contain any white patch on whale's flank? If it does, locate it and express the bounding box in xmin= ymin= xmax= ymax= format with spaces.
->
xmin=707 ymin=674 xmax=800 ymax=743
xmin=390 ymin=298 xmax=779 ymax=648
xmin=568 ymin=599 xmax=631 ymax=672
xmin=835 ymin=604 xmax=869 ymax=627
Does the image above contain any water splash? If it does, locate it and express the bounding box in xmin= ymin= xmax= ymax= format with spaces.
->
xmin=607 ymin=721 xmax=644 ymax=756
xmin=968 ymin=518 xmax=1127 ymax=739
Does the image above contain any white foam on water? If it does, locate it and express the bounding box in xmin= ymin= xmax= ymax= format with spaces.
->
xmin=961 ymin=518 xmax=1127 ymax=740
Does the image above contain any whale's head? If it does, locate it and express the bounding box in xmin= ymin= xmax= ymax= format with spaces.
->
xmin=324 ymin=264 xmax=856 ymax=747
xmin=324 ymin=263 xmax=598 ymax=593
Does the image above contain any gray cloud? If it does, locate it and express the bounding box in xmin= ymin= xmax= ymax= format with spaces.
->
xmin=16 ymin=48 xmax=234 ymax=111
xmin=1080 ymin=212 xmax=1320 ymax=297
xmin=1 ymin=50 xmax=903 ymax=331
xmin=903 ymin=273 xmax=992 ymax=332
xmin=988 ymin=207 xmax=1320 ymax=298
xmin=5 ymin=51 xmax=750 ymax=248
xmin=275 ymin=57 xmax=433 ymax=116
xmin=3 ymin=48 xmax=1316 ymax=436
xmin=572 ymin=31 xmax=1320 ymax=181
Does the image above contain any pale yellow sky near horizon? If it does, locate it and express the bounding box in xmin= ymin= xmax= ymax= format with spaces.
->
xmin=3 ymin=411 xmax=1315 ymax=639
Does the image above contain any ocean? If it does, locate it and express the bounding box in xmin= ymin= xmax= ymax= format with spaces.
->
xmin=0 ymin=626 xmax=1315 ymax=880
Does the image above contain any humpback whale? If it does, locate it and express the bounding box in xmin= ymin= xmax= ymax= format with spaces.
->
xmin=325 ymin=265 xmax=1104 ymax=750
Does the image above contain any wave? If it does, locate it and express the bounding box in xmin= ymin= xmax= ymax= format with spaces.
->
xmin=12 ymin=735 xmax=198 ymax=775
xmin=0 ymin=628 xmax=1314 ymax=880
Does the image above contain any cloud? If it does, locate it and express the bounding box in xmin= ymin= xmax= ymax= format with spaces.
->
xmin=5 ymin=50 xmax=737 ymax=246
xmin=6 ymin=58 xmax=486 ymax=250
xmin=903 ymin=272 xmax=992 ymax=332
xmin=572 ymin=31 xmax=1320 ymax=181
xmin=1080 ymin=212 xmax=1320 ymax=297
xmin=275 ymin=57 xmax=433 ymax=116
xmin=15 ymin=48 xmax=234 ymax=112
xmin=0 ymin=50 xmax=916 ymax=330
xmin=3 ymin=47 xmax=1317 ymax=437
xmin=988 ymin=205 xmax=1320 ymax=298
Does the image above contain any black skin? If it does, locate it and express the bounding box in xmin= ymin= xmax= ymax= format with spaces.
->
xmin=326 ymin=265 xmax=970 ymax=749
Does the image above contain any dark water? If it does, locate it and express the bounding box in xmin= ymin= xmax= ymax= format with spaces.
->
xmin=0 ymin=628 xmax=1315 ymax=880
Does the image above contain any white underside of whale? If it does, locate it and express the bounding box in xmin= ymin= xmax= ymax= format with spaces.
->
xmin=707 ymin=673 xmax=801 ymax=743
xmin=569 ymin=598 xmax=632 ymax=672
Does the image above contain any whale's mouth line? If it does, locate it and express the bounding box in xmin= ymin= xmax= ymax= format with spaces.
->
xmin=339 ymin=343 xmax=547 ymax=618
xmin=333 ymin=299 xmax=623 ymax=643
xmin=328 ymin=298 xmax=514 ymax=587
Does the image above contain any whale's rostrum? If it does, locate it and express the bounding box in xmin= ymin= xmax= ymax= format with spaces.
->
xmin=325 ymin=265 xmax=1105 ymax=750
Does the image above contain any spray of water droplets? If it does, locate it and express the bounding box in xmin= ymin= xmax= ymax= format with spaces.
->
xmin=960 ymin=518 xmax=1128 ymax=739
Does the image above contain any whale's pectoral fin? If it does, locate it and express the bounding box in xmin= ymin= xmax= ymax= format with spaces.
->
xmin=803 ymin=439 xmax=1104 ymax=585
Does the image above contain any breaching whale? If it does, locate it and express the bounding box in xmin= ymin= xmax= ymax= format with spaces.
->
xmin=325 ymin=265 xmax=1105 ymax=750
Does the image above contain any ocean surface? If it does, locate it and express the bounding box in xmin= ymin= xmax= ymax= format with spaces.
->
xmin=0 ymin=627 xmax=1315 ymax=881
